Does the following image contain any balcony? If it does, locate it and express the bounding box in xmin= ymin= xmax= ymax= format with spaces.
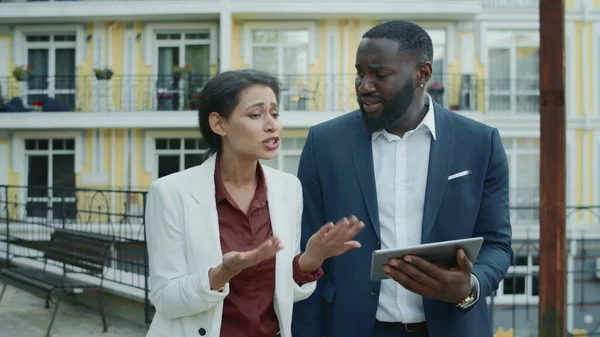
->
xmin=481 ymin=0 xmax=538 ymax=9
xmin=229 ymin=0 xmax=481 ymax=19
xmin=0 ymin=0 xmax=220 ymax=23
xmin=0 ymin=0 xmax=482 ymax=21
xmin=0 ymin=73 xmax=538 ymax=129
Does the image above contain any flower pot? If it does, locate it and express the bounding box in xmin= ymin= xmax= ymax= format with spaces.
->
xmin=95 ymin=70 xmax=113 ymax=80
xmin=14 ymin=73 xmax=28 ymax=82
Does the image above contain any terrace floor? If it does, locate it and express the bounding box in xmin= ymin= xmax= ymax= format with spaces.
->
xmin=0 ymin=284 xmax=148 ymax=337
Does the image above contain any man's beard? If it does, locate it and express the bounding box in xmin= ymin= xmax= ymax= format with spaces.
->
xmin=359 ymin=79 xmax=416 ymax=133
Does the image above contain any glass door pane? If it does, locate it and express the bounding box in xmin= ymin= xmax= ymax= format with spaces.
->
xmin=27 ymin=49 xmax=49 ymax=106
xmin=157 ymin=47 xmax=180 ymax=110
xmin=253 ymin=46 xmax=278 ymax=74
xmin=26 ymin=155 xmax=49 ymax=218
xmin=157 ymin=155 xmax=180 ymax=178
xmin=282 ymin=46 xmax=309 ymax=111
xmin=185 ymin=45 xmax=210 ymax=109
xmin=516 ymin=46 xmax=539 ymax=114
xmin=54 ymin=48 xmax=76 ymax=110
xmin=488 ymin=48 xmax=511 ymax=113
xmin=52 ymin=154 xmax=76 ymax=220
xmin=426 ymin=29 xmax=446 ymax=106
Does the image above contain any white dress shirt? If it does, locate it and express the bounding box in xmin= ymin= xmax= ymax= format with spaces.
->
xmin=373 ymin=94 xmax=436 ymax=323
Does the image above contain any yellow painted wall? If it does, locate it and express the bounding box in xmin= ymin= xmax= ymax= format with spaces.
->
xmin=1 ymin=140 xmax=19 ymax=186
xmin=134 ymin=128 xmax=152 ymax=189
xmin=1 ymin=34 xmax=20 ymax=100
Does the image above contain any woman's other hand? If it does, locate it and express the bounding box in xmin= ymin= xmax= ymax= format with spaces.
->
xmin=299 ymin=216 xmax=365 ymax=272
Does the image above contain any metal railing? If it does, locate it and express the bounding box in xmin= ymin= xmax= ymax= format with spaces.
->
xmin=2 ymin=184 xmax=594 ymax=332
xmin=488 ymin=206 xmax=600 ymax=337
xmin=0 ymin=73 xmax=541 ymax=115
xmin=0 ymin=185 xmax=151 ymax=322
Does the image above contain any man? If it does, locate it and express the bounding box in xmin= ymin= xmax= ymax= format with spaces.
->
xmin=291 ymin=20 xmax=513 ymax=337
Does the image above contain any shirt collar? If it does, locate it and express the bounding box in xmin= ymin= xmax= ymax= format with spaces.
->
xmin=371 ymin=93 xmax=437 ymax=142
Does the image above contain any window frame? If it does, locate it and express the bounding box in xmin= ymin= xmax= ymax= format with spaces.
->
xmin=153 ymin=137 xmax=209 ymax=180
xmin=23 ymin=33 xmax=78 ymax=107
xmin=502 ymin=137 xmax=540 ymax=227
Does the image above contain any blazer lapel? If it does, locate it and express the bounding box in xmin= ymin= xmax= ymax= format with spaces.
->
xmin=350 ymin=114 xmax=380 ymax=240
xmin=264 ymin=169 xmax=287 ymax=245
xmin=187 ymin=154 xmax=224 ymax=267
xmin=421 ymin=106 xmax=455 ymax=242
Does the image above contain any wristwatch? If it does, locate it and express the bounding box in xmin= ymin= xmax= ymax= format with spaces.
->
xmin=456 ymin=275 xmax=477 ymax=308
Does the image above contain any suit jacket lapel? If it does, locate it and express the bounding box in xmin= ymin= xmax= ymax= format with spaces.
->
xmin=350 ymin=113 xmax=380 ymax=240
xmin=421 ymin=105 xmax=455 ymax=242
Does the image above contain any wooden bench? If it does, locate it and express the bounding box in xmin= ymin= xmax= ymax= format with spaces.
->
xmin=0 ymin=228 xmax=116 ymax=337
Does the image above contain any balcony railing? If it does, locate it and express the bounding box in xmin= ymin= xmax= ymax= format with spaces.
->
xmin=481 ymin=0 xmax=538 ymax=9
xmin=0 ymin=0 xmax=159 ymax=2
xmin=0 ymin=74 xmax=539 ymax=114
xmin=1 ymin=184 xmax=599 ymax=329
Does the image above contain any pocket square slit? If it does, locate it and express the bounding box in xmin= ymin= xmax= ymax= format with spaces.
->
xmin=448 ymin=170 xmax=471 ymax=180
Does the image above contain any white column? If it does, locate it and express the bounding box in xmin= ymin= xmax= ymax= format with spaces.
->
xmin=219 ymin=0 xmax=233 ymax=72
xmin=0 ymin=38 xmax=8 ymax=99
xmin=325 ymin=19 xmax=338 ymax=112
xmin=457 ymin=22 xmax=475 ymax=111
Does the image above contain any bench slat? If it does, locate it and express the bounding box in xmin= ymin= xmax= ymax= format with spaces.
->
xmin=43 ymin=229 xmax=115 ymax=274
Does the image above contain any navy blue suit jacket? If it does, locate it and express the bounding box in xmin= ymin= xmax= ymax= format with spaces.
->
xmin=291 ymin=104 xmax=514 ymax=337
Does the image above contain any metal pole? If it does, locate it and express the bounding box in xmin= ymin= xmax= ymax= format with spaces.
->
xmin=538 ymin=0 xmax=567 ymax=336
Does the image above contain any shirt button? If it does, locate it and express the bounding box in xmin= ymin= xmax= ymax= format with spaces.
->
xmin=370 ymin=289 xmax=377 ymax=296
xmin=198 ymin=328 xmax=206 ymax=336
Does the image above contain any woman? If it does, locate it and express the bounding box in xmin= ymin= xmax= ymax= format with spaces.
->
xmin=145 ymin=69 xmax=364 ymax=337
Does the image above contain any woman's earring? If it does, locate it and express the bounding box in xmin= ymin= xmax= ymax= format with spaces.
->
xmin=419 ymin=84 xmax=424 ymax=88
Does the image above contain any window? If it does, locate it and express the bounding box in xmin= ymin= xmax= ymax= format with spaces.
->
xmin=495 ymin=254 xmax=539 ymax=302
xmin=261 ymin=137 xmax=305 ymax=175
xmin=155 ymin=32 xmax=211 ymax=111
xmin=425 ymin=29 xmax=447 ymax=106
xmin=24 ymin=138 xmax=76 ymax=220
xmin=154 ymin=138 xmax=209 ymax=178
xmin=25 ymin=34 xmax=77 ymax=110
xmin=487 ymin=30 xmax=539 ymax=114
xmin=502 ymin=138 xmax=540 ymax=225
xmin=250 ymin=29 xmax=310 ymax=111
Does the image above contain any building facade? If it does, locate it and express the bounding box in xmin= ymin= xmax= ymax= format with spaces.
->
xmin=0 ymin=0 xmax=599 ymax=335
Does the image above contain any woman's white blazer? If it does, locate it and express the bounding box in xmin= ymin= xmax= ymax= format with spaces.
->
xmin=144 ymin=154 xmax=317 ymax=337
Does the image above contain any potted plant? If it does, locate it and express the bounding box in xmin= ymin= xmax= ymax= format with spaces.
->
xmin=13 ymin=65 xmax=32 ymax=81
xmin=172 ymin=64 xmax=191 ymax=80
xmin=94 ymin=68 xmax=114 ymax=80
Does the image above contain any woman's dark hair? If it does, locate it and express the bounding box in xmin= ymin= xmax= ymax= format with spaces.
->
xmin=198 ymin=69 xmax=281 ymax=154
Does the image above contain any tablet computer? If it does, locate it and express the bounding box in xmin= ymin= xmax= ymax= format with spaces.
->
xmin=370 ymin=237 xmax=484 ymax=281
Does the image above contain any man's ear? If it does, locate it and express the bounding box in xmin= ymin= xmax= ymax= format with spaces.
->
xmin=416 ymin=61 xmax=433 ymax=87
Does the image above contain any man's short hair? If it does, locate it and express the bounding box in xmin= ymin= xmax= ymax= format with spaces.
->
xmin=362 ymin=20 xmax=433 ymax=64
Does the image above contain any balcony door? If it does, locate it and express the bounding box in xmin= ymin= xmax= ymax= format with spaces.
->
xmin=24 ymin=138 xmax=76 ymax=221
xmin=251 ymin=29 xmax=310 ymax=111
xmin=155 ymin=32 xmax=211 ymax=111
xmin=25 ymin=34 xmax=77 ymax=110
